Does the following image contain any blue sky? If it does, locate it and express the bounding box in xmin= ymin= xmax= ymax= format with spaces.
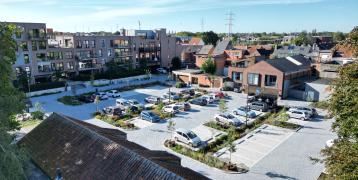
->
xmin=0 ymin=0 xmax=357 ymax=33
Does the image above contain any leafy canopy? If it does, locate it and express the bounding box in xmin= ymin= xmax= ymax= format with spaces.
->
xmin=201 ymin=56 xmax=216 ymax=75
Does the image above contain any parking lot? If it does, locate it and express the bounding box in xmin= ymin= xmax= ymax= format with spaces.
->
xmin=31 ymin=84 xmax=336 ymax=180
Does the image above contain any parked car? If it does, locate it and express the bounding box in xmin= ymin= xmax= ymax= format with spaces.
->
xmin=213 ymin=91 xmax=226 ymax=99
xmin=106 ymin=90 xmax=121 ymax=98
xmin=78 ymin=94 xmax=94 ymax=103
xmin=233 ymin=106 xmax=257 ymax=118
xmin=156 ymin=68 xmax=167 ymax=74
xmin=145 ymin=96 xmax=161 ymax=104
xmin=290 ymin=106 xmax=317 ymax=117
xmin=286 ymin=109 xmax=311 ymax=121
xmin=248 ymin=101 xmax=268 ymax=112
xmin=162 ymin=105 xmax=180 ymax=114
xmin=15 ymin=113 xmax=31 ymax=121
xmin=175 ymin=102 xmax=191 ymax=111
xmin=93 ymin=92 xmax=109 ymax=100
xmin=214 ymin=113 xmax=242 ymax=126
xmin=173 ymin=128 xmax=201 ymax=147
xmin=180 ymin=89 xmax=195 ymax=96
xmin=140 ymin=111 xmax=160 ymax=123
xmin=189 ymin=98 xmax=208 ymax=106
xmin=128 ymin=99 xmax=144 ymax=109
xmin=162 ymin=92 xmax=180 ymax=100
xmin=101 ymin=106 xmax=124 ymax=116
xmin=116 ymin=98 xmax=131 ymax=109
xmin=201 ymin=95 xmax=215 ymax=104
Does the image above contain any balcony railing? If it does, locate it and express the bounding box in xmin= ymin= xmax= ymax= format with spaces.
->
xmin=75 ymin=55 xmax=97 ymax=61
xmin=138 ymin=47 xmax=161 ymax=52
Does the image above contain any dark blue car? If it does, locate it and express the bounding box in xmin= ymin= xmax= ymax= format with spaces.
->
xmin=140 ymin=111 xmax=160 ymax=123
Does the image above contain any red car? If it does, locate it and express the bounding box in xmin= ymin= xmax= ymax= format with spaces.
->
xmin=214 ymin=91 xmax=226 ymax=99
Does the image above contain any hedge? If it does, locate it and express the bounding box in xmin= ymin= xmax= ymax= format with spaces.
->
xmin=27 ymin=81 xmax=65 ymax=92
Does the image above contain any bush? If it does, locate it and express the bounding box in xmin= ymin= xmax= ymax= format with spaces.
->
xmin=175 ymin=82 xmax=187 ymax=88
xmin=57 ymin=96 xmax=83 ymax=106
xmin=310 ymin=100 xmax=330 ymax=109
xmin=27 ymin=81 xmax=65 ymax=92
xmin=31 ymin=111 xmax=44 ymax=120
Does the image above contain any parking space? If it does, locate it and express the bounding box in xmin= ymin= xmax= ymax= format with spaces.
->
xmin=214 ymin=124 xmax=294 ymax=168
xmin=191 ymin=124 xmax=227 ymax=144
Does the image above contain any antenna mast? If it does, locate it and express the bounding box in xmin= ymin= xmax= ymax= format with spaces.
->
xmin=138 ymin=20 xmax=141 ymax=30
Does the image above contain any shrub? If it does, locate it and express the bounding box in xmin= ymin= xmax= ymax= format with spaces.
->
xmin=310 ymin=100 xmax=329 ymax=109
xmin=31 ymin=111 xmax=44 ymax=120
xmin=175 ymin=82 xmax=186 ymax=88
xmin=57 ymin=96 xmax=83 ymax=106
xmin=27 ymin=81 xmax=65 ymax=92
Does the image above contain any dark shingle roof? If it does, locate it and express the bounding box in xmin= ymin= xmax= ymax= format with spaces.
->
xmin=266 ymin=55 xmax=311 ymax=73
xmin=197 ymin=45 xmax=214 ymax=55
xmin=19 ymin=113 xmax=208 ymax=180
xmin=212 ymin=40 xmax=231 ymax=55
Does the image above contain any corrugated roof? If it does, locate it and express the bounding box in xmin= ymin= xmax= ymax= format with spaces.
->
xmin=19 ymin=113 xmax=208 ymax=180
xmin=265 ymin=55 xmax=311 ymax=73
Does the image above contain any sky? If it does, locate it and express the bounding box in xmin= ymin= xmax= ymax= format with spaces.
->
xmin=0 ymin=0 xmax=357 ymax=33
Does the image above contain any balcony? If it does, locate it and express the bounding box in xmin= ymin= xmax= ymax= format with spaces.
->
xmin=75 ymin=55 xmax=97 ymax=61
xmin=138 ymin=47 xmax=161 ymax=52
xmin=113 ymin=44 xmax=130 ymax=48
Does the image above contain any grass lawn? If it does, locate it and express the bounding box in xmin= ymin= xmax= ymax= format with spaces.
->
xmin=20 ymin=119 xmax=42 ymax=128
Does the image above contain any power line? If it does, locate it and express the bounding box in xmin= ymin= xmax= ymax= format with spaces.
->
xmin=225 ymin=10 xmax=234 ymax=38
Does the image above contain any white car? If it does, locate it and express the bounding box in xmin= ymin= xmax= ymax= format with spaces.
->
xmin=286 ymin=109 xmax=310 ymax=120
xmin=156 ymin=68 xmax=167 ymax=74
xmin=15 ymin=113 xmax=31 ymax=121
xmin=162 ymin=104 xmax=180 ymax=114
xmin=106 ymin=90 xmax=121 ymax=98
xmin=214 ymin=113 xmax=242 ymax=126
xmin=173 ymin=128 xmax=201 ymax=147
xmin=128 ymin=99 xmax=144 ymax=109
xmin=94 ymin=92 xmax=109 ymax=100
xmin=289 ymin=107 xmax=317 ymax=117
xmin=201 ymin=95 xmax=215 ymax=104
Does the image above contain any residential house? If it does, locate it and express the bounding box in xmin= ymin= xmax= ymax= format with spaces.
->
xmin=242 ymin=55 xmax=312 ymax=99
xmin=19 ymin=113 xmax=208 ymax=180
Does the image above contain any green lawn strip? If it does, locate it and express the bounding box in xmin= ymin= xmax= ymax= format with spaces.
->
xmin=19 ymin=119 xmax=42 ymax=128
xmin=95 ymin=114 xmax=138 ymax=130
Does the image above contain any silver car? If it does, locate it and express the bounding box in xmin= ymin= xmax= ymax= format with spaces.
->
xmin=173 ymin=128 xmax=201 ymax=147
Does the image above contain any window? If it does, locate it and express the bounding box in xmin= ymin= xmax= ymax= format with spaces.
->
xmin=20 ymin=41 xmax=28 ymax=51
xmin=24 ymin=54 xmax=30 ymax=64
xmin=98 ymin=49 xmax=103 ymax=57
xmin=77 ymin=41 xmax=82 ymax=48
xmin=32 ymin=41 xmax=37 ymax=51
xmin=56 ymin=62 xmax=64 ymax=70
xmin=67 ymin=62 xmax=74 ymax=70
xmin=90 ymin=40 xmax=96 ymax=48
xmin=36 ymin=53 xmax=46 ymax=61
xmin=264 ymin=75 xmax=277 ymax=87
xmin=15 ymin=26 xmax=24 ymax=39
xmin=108 ymin=49 xmax=112 ymax=57
xmin=232 ymin=72 xmax=243 ymax=81
xmin=101 ymin=39 xmax=105 ymax=47
xmin=39 ymin=41 xmax=46 ymax=49
xmin=65 ymin=51 xmax=73 ymax=59
xmin=248 ymin=73 xmax=259 ymax=85
xmin=84 ymin=40 xmax=89 ymax=48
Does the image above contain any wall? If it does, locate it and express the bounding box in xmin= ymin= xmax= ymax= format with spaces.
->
xmin=26 ymin=87 xmax=67 ymax=97
xmin=305 ymin=82 xmax=331 ymax=101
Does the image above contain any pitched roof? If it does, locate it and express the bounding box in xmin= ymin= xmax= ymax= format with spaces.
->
xmin=197 ymin=45 xmax=214 ymax=55
xmin=19 ymin=113 xmax=208 ymax=180
xmin=212 ymin=40 xmax=232 ymax=55
xmin=189 ymin=37 xmax=204 ymax=45
xmin=265 ymin=55 xmax=311 ymax=73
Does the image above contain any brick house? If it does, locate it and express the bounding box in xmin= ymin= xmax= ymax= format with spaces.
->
xmin=241 ymin=55 xmax=312 ymax=98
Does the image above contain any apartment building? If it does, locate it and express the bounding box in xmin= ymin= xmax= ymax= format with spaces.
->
xmin=7 ymin=22 xmax=181 ymax=84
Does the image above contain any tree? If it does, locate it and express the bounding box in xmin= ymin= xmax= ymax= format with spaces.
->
xmin=167 ymin=119 xmax=176 ymax=139
xmin=320 ymin=27 xmax=358 ymax=179
xmin=171 ymin=57 xmax=181 ymax=70
xmin=201 ymin=56 xmax=216 ymax=75
xmin=94 ymin=95 xmax=100 ymax=113
xmin=293 ymin=31 xmax=312 ymax=46
xmin=52 ymin=70 xmax=62 ymax=82
xmin=202 ymin=31 xmax=219 ymax=46
xmin=333 ymin=32 xmax=346 ymax=42
xmin=227 ymin=142 xmax=236 ymax=165
xmin=0 ymin=23 xmax=28 ymax=179
xmin=90 ymin=70 xmax=95 ymax=86
xmin=219 ymin=99 xmax=228 ymax=113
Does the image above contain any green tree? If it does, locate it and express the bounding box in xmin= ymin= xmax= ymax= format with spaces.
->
xmin=90 ymin=70 xmax=95 ymax=86
xmin=171 ymin=56 xmax=181 ymax=70
xmin=293 ymin=31 xmax=312 ymax=46
xmin=167 ymin=119 xmax=176 ymax=139
xmin=0 ymin=23 xmax=28 ymax=179
xmin=94 ymin=95 xmax=100 ymax=112
xmin=320 ymin=27 xmax=358 ymax=179
xmin=219 ymin=99 xmax=228 ymax=113
xmin=201 ymin=56 xmax=216 ymax=75
xmin=227 ymin=142 xmax=236 ymax=165
xmin=202 ymin=31 xmax=219 ymax=46
xmin=333 ymin=31 xmax=346 ymax=42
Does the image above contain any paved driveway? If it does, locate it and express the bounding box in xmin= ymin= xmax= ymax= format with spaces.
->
xmin=33 ymin=87 xmax=336 ymax=180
